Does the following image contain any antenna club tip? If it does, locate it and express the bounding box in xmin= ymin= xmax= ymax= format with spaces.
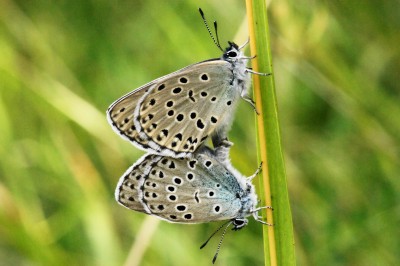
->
xmin=199 ymin=8 xmax=204 ymax=16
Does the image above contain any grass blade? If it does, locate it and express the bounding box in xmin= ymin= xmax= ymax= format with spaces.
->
xmin=245 ymin=0 xmax=296 ymax=265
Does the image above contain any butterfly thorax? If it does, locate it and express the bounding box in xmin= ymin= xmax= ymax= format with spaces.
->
xmin=236 ymin=181 xmax=258 ymax=220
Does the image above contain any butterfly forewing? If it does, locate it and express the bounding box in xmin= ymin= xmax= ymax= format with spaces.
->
xmin=108 ymin=60 xmax=243 ymax=157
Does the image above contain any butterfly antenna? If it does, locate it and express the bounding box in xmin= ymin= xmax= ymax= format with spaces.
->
xmin=212 ymin=221 xmax=232 ymax=264
xmin=199 ymin=8 xmax=223 ymax=51
xmin=200 ymin=221 xmax=230 ymax=249
xmin=213 ymin=20 xmax=223 ymax=51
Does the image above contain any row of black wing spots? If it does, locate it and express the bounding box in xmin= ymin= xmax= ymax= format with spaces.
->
xmin=191 ymin=88 xmax=215 ymax=133
xmin=109 ymin=92 xmax=136 ymax=122
xmin=176 ymin=158 xmax=233 ymax=219
xmin=118 ymin=154 xmax=159 ymax=209
xmin=161 ymin=96 xmax=197 ymax=151
xmin=173 ymin=79 xmax=223 ymax=147
xmin=144 ymin=157 xmax=176 ymax=214
xmin=153 ymin=157 xmax=196 ymax=221
xmin=138 ymin=156 xmax=163 ymax=212
xmin=143 ymin=81 xmax=193 ymax=152
xmin=134 ymin=71 xmax=231 ymax=155
xmin=119 ymin=165 xmax=141 ymax=204
xmin=119 ymin=85 xmax=158 ymax=152
xmin=133 ymin=92 xmax=175 ymax=155
xmin=107 ymin=82 xmax=158 ymax=154
xmin=109 ymin=106 xmax=143 ymax=146
xmin=133 ymin=75 xmax=231 ymax=154
xmin=109 ymin=98 xmax=135 ymax=137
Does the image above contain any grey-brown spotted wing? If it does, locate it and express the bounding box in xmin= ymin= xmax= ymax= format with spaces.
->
xmin=107 ymin=42 xmax=257 ymax=158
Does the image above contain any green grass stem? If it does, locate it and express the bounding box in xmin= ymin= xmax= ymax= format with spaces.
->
xmin=246 ymin=1 xmax=296 ymax=265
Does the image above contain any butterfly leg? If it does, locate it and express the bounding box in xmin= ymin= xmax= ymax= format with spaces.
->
xmin=245 ymin=68 xmax=271 ymax=76
xmin=241 ymin=69 xmax=271 ymax=114
xmin=247 ymin=162 xmax=263 ymax=181
xmin=254 ymin=218 xmax=273 ymax=226
xmin=213 ymin=138 xmax=233 ymax=163
xmin=238 ymin=38 xmax=250 ymax=50
xmin=240 ymin=92 xmax=260 ymax=115
xmin=241 ymin=55 xmax=257 ymax=60
xmin=253 ymin=206 xmax=274 ymax=212
xmin=252 ymin=206 xmax=273 ymax=226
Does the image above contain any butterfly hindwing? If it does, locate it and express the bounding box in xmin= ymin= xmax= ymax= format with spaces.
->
xmin=107 ymin=80 xmax=155 ymax=147
xmin=115 ymin=154 xmax=162 ymax=213
xmin=107 ymin=59 xmax=246 ymax=157
xmin=116 ymin=150 xmax=245 ymax=223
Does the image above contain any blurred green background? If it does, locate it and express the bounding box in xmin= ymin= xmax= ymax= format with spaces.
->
xmin=1 ymin=0 xmax=399 ymax=265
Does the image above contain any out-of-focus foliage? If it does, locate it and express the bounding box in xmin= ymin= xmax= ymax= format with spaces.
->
xmin=0 ymin=0 xmax=398 ymax=265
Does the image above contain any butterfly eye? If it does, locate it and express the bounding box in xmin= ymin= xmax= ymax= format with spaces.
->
xmin=234 ymin=219 xmax=245 ymax=226
xmin=227 ymin=51 xmax=237 ymax=57
xmin=232 ymin=218 xmax=248 ymax=230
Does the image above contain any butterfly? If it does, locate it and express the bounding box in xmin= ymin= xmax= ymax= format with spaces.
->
xmin=106 ymin=8 xmax=270 ymax=158
xmin=115 ymin=139 xmax=272 ymax=263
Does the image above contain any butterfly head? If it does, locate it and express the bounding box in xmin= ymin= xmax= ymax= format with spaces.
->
xmin=222 ymin=41 xmax=243 ymax=62
xmin=232 ymin=218 xmax=248 ymax=231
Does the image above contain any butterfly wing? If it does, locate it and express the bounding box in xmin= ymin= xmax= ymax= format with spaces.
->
xmin=115 ymin=153 xmax=162 ymax=213
xmin=107 ymin=78 xmax=159 ymax=150
xmin=107 ymin=59 xmax=245 ymax=157
xmin=115 ymin=151 xmax=244 ymax=223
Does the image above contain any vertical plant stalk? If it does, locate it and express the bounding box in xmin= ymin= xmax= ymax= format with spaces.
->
xmin=245 ymin=0 xmax=296 ymax=266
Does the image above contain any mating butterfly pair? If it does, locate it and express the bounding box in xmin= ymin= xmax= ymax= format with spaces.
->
xmin=107 ymin=8 xmax=271 ymax=263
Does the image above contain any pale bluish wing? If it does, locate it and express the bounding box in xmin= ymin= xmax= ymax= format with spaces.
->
xmin=139 ymin=153 xmax=243 ymax=224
